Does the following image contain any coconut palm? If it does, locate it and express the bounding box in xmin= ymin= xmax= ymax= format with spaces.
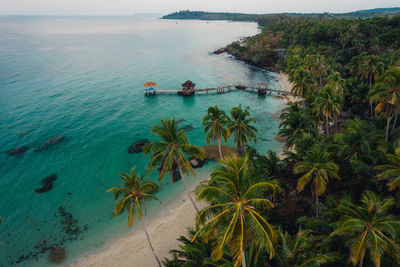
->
xmin=289 ymin=67 xmax=315 ymax=98
xmin=278 ymin=104 xmax=317 ymax=150
xmin=294 ymin=145 xmax=340 ymax=217
xmin=202 ymin=106 xmax=231 ymax=159
xmin=375 ymin=145 xmax=400 ymax=192
xmin=359 ymin=55 xmax=384 ymax=116
xmin=275 ymin=229 xmax=339 ymax=267
xmin=144 ymin=118 xmax=203 ymax=212
xmin=307 ymin=54 xmax=328 ymax=87
xmin=326 ymin=71 xmax=346 ymax=95
xmin=369 ymin=67 xmax=400 ymax=140
xmin=329 ymin=191 xmax=400 ymax=267
xmin=107 ymin=167 xmax=162 ymax=267
xmin=313 ymin=86 xmax=342 ymax=136
xmin=229 ymin=105 xmax=257 ymax=151
xmin=193 ymin=155 xmax=279 ymax=267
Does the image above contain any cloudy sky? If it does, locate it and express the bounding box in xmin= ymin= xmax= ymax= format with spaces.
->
xmin=0 ymin=0 xmax=398 ymax=16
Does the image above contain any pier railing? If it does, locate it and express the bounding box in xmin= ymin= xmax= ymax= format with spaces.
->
xmin=147 ymin=84 xmax=294 ymax=96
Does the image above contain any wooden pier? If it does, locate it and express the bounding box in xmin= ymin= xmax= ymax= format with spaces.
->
xmin=147 ymin=84 xmax=293 ymax=96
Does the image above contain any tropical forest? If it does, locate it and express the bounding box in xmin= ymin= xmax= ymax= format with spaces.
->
xmin=109 ymin=12 xmax=400 ymax=267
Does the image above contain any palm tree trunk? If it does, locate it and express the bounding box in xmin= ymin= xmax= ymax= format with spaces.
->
xmin=217 ymin=138 xmax=223 ymax=159
xmin=178 ymin=163 xmax=199 ymax=213
xmin=141 ymin=217 xmax=162 ymax=267
xmin=359 ymin=253 xmax=364 ymax=267
xmin=325 ymin=119 xmax=330 ymax=136
xmin=393 ymin=112 xmax=398 ymax=130
xmin=242 ymin=251 xmax=246 ymax=267
xmin=386 ymin=114 xmax=391 ymax=141
xmin=315 ymin=194 xmax=319 ymax=217
xmin=369 ymin=78 xmax=373 ymax=118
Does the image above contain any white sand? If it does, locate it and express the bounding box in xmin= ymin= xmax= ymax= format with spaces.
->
xmin=277 ymin=72 xmax=301 ymax=104
xmin=70 ymin=72 xmax=295 ymax=267
xmin=70 ymin=191 xmax=204 ymax=267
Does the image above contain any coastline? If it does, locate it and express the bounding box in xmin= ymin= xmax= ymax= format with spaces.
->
xmin=70 ymin=188 xmax=205 ymax=267
xmin=69 ymin=72 xmax=293 ymax=267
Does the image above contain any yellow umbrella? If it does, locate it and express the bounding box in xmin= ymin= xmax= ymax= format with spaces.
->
xmin=143 ymin=82 xmax=158 ymax=87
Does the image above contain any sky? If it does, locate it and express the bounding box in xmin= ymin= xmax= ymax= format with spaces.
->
xmin=0 ymin=0 xmax=399 ymax=16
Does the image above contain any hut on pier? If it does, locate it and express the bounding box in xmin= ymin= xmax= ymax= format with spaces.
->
xmin=257 ymin=82 xmax=268 ymax=96
xmin=178 ymin=80 xmax=196 ymax=96
xmin=143 ymin=82 xmax=158 ymax=95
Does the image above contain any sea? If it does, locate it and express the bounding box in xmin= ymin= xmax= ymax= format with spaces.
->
xmin=0 ymin=15 xmax=284 ymax=266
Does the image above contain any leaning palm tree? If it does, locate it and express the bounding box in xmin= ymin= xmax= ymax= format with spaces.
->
xmin=312 ymin=86 xmax=342 ymax=136
xmin=275 ymin=229 xmax=339 ymax=267
xmin=144 ymin=118 xmax=203 ymax=212
xmin=294 ymin=145 xmax=340 ymax=217
xmin=375 ymin=145 xmax=400 ymax=192
xmin=229 ymin=105 xmax=257 ymax=151
xmin=107 ymin=167 xmax=162 ymax=267
xmin=328 ymin=191 xmax=400 ymax=267
xmin=202 ymin=106 xmax=231 ymax=159
xmin=369 ymin=66 xmax=400 ymax=140
xmin=193 ymin=155 xmax=280 ymax=267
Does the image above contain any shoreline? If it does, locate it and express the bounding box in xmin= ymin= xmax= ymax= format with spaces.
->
xmin=69 ymin=72 xmax=293 ymax=267
xmin=70 ymin=188 xmax=205 ymax=267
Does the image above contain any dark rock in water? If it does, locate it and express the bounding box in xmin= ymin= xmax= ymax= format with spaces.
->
xmin=48 ymin=246 xmax=66 ymax=264
xmin=177 ymin=119 xmax=186 ymax=123
xmin=128 ymin=139 xmax=150 ymax=153
xmin=212 ymin=47 xmax=227 ymax=54
xmin=35 ymin=135 xmax=65 ymax=152
xmin=189 ymin=157 xmax=206 ymax=168
xmin=42 ymin=174 xmax=57 ymax=184
xmin=35 ymin=173 xmax=57 ymax=194
xmin=35 ymin=183 xmax=53 ymax=194
xmin=7 ymin=146 xmax=28 ymax=156
xmin=179 ymin=125 xmax=194 ymax=132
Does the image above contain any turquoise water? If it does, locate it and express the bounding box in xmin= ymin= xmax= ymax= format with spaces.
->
xmin=0 ymin=16 xmax=284 ymax=266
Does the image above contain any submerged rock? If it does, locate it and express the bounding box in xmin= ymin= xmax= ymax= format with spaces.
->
xmin=48 ymin=246 xmax=66 ymax=264
xmin=177 ymin=119 xmax=186 ymax=123
xmin=7 ymin=146 xmax=28 ymax=156
xmin=34 ymin=174 xmax=57 ymax=194
xmin=128 ymin=139 xmax=150 ymax=153
xmin=179 ymin=125 xmax=194 ymax=132
xmin=35 ymin=135 xmax=65 ymax=152
xmin=259 ymin=137 xmax=270 ymax=142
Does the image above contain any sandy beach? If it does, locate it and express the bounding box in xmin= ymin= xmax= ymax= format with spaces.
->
xmin=69 ymin=72 xmax=294 ymax=267
xmin=71 ymin=190 xmax=204 ymax=267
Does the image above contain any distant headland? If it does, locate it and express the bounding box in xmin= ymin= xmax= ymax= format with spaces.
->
xmin=162 ymin=7 xmax=400 ymax=25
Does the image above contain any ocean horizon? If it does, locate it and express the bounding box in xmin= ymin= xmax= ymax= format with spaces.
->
xmin=0 ymin=15 xmax=284 ymax=266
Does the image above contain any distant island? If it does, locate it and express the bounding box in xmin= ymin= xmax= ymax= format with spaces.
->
xmin=162 ymin=7 xmax=400 ymax=25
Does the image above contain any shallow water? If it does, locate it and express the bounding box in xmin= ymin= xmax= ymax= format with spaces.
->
xmin=0 ymin=16 xmax=284 ymax=266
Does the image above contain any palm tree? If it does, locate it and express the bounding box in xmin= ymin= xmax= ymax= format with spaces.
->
xmin=369 ymin=67 xmax=400 ymax=140
xmin=329 ymin=191 xmax=400 ymax=267
xmin=289 ymin=67 xmax=315 ymax=99
xmin=294 ymin=145 xmax=340 ymax=217
xmin=202 ymin=106 xmax=231 ymax=159
xmin=326 ymin=71 xmax=346 ymax=95
xmin=229 ymin=105 xmax=257 ymax=151
xmin=375 ymin=145 xmax=400 ymax=192
xmin=278 ymin=103 xmax=317 ymax=150
xmin=307 ymin=54 xmax=328 ymax=87
xmin=193 ymin=155 xmax=280 ymax=267
xmin=275 ymin=229 xmax=339 ymax=267
xmin=313 ymin=87 xmax=342 ymax=136
xmin=107 ymin=167 xmax=162 ymax=267
xmin=144 ymin=118 xmax=203 ymax=212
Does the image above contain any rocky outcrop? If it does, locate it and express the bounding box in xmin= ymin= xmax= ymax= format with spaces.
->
xmin=128 ymin=139 xmax=150 ymax=153
xmin=189 ymin=157 xmax=206 ymax=168
xmin=34 ymin=174 xmax=57 ymax=194
xmin=35 ymin=135 xmax=65 ymax=152
xmin=7 ymin=146 xmax=28 ymax=156
xmin=212 ymin=47 xmax=227 ymax=54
